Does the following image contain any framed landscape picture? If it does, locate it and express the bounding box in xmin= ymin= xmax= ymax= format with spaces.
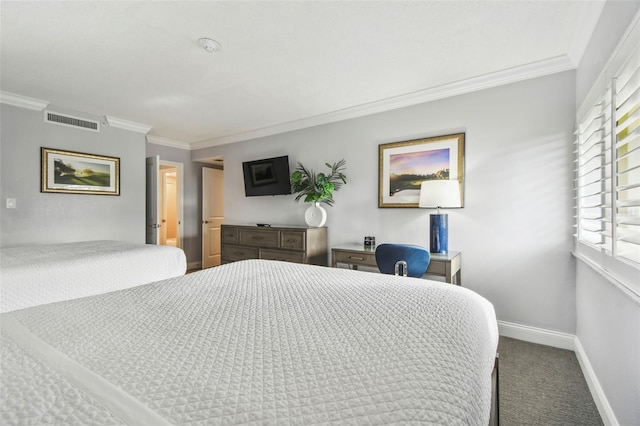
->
xmin=378 ymin=133 xmax=465 ymax=208
xmin=41 ymin=147 xmax=120 ymax=195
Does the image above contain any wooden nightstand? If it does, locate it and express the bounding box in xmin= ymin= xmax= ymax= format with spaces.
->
xmin=331 ymin=244 xmax=462 ymax=285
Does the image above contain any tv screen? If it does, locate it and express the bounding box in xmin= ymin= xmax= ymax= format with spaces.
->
xmin=242 ymin=155 xmax=292 ymax=197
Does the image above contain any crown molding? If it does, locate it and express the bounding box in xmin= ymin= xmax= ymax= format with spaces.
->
xmin=191 ymin=55 xmax=575 ymax=150
xmin=0 ymin=91 xmax=49 ymax=111
xmin=105 ymin=116 xmax=152 ymax=134
xmin=146 ymin=135 xmax=191 ymax=150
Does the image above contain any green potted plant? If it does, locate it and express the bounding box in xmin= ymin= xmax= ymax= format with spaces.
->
xmin=290 ymin=159 xmax=347 ymax=226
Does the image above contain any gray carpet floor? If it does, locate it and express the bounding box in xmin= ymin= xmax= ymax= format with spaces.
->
xmin=498 ymin=337 xmax=603 ymax=426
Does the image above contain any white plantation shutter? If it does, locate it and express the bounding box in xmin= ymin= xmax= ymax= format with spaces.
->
xmin=576 ymin=88 xmax=614 ymax=253
xmin=614 ymin=47 xmax=640 ymax=264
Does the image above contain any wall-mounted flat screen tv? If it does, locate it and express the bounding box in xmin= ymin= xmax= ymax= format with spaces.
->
xmin=242 ymin=155 xmax=292 ymax=197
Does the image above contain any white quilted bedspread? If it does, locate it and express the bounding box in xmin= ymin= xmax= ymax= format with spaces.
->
xmin=1 ymin=260 xmax=497 ymax=425
xmin=0 ymin=240 xmax=187 ymax=312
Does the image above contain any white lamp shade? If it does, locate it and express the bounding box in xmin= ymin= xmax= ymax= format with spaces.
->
xmin=419 ymin=180 xmax=461 ymax=208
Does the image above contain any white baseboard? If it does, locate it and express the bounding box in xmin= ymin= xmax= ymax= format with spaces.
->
xmin=497 ymin=320 xmax=575 ymax=350
xmin=574 ymin=339 xmax=619 ymax=426
xmin=187 ymin=261 xmax=202 ymax=271
xmin=498 ymin=321 xmax=618 ymax=425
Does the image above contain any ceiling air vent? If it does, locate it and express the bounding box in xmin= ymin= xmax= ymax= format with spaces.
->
xmin=44 ymin=111 xmax=100 ymax=132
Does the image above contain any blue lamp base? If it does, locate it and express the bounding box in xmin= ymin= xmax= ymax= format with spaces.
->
xmin=430 ymin=213 xmax=449 ymax=254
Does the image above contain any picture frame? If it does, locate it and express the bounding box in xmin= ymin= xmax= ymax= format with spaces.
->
xmin=41 ymin=147 xmax=120 ymax=195
xmin=378 ymin=133 xmax=465 ymax=208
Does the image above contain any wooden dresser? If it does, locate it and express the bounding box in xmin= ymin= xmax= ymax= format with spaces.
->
xmin=221 ymin=224 xmax=328 ymax=266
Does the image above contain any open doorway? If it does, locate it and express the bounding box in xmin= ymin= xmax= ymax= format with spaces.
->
xmin=159 ymin=161 xmax=183 ymax=249
xmin=146 ymin=157 xmax=184 ymax=247
xmin=159 ymin=165 xmax=178 ymax=246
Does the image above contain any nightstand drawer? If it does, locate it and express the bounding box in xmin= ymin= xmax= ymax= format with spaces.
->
xmin=222 ymin=245 xmax=258 ymax=262
xmin=333 ymin=250 xmax=377 ymax=268
xmin=426 ymin=260 xmax=446 ymax=275
xmin=240 ymin=229 xmax=279 ymax=248
xmin=280 ymin=231 xmax=305 ymax=251
xmin=261 ymin=249 xmax=305 ymax=263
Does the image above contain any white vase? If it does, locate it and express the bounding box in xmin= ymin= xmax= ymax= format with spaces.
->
xmin=304 ymin=202 xmax=327 ymax=227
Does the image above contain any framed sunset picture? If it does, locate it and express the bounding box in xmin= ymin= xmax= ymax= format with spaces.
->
xmin=378 ymin=133 xmax=465 ymax=208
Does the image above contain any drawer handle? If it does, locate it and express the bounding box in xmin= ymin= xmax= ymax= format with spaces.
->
xmin=349 ymin=256 xmax=365 ymax=261
xmin=252 ymin=236 xmax=264 ymax=240
xmin=233 ymin=251 xmax=245 ymax=255
xmin=286 ymin=239 xmax=298 ymax=243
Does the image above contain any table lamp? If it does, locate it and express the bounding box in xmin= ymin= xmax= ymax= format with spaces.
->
xmin=418 ymin=180 xmax=461 ymax=254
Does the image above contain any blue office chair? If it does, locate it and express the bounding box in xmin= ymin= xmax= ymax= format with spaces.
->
xmin=375 ymin=243 xmax=431 ymax=278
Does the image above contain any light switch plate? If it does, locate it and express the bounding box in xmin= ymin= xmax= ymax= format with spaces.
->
xmin=6 ymin=198 xmax=16 ymax=209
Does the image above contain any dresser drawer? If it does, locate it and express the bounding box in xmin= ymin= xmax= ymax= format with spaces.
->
xmin=333 ymin=249 xmax=377 ymax=268
xmin=239 ymin=229 xmax=280 ymax=248
xmin=260 ymin=249 xmax=305 ymax=264
xmin=222 ymin=245 xmax=258 ymax=262
xmin=221 ymin=226 xmax=239 ymax=244
xmin=280 ymin=231 xmax=305 ymax=251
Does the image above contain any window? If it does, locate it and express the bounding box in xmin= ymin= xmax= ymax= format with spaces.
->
xmin=575 ymin=16 xmax=640 ymax=292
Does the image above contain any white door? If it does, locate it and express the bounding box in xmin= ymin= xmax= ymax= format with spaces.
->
xmin=202 ymin=167 xmax=224 ymax=268
xmin=145 ymin=155 xmax=160 ymax=244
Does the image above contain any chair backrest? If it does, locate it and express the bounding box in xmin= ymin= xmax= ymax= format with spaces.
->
xmin=375 ymin=243 xmax=431 ymax=278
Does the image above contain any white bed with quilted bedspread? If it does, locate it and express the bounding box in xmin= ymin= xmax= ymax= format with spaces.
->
xmin=0 ymin=259 xmax=497 ymax=425
xmin=0 ymin=240 xmax=186 ymax=313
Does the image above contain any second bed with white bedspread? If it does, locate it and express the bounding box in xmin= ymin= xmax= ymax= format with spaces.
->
xmin=0 ymin=240 xmax=186 ymax=312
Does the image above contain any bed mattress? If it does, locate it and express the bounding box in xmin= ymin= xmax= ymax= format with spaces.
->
xmin=0 ymin=240 xmax=186 ymax=312
xmin=1 ymin=259 xmax=498 ymax=425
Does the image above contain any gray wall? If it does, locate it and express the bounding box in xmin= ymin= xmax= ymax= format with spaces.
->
xmin=145 ymin=142 xmax=211 ymax=265
xmin=1 ymin=104 xmax=145 ymax=246
xmin=574 ymin=1 xmax=640 ymax=425
xmin=194 ymin=70 xmax=577 ymax=335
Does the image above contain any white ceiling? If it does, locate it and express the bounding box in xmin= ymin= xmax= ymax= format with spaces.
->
xmin=0 ymin=1 xmax=604 ymax=149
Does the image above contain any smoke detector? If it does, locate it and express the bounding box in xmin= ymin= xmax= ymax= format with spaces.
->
xmin=198 ymin=38 xmax=221 ymax=53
